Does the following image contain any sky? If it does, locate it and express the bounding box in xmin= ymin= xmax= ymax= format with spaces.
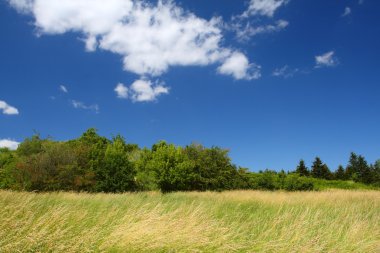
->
xmin=1 ymin=0 xmax=380 ymax=171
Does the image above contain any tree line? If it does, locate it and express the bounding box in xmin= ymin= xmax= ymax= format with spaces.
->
xmin=0 ymin=129 xmax=379 ymax=192
xmin=295 ymin=153 xmax=380 ymax=184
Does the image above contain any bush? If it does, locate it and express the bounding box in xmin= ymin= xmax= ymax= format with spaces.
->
xmin=283 ymin=174 xmax=314 ymax=191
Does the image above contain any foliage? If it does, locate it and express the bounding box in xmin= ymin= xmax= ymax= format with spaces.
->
xmin=16 ymin=134 xmax=45 ymax=157
xmin=1 ymin=129 xmax=379 ymax=192
xmin=0 ymin=148 xmax=17 ymax=189
xmin=345 ymin=152 xmax=374 ymax=184
xmin=311 ymin=157 xmax=332 ymax=180
xmin=334 ymin=165 xmax=346 ymax=180
xmin=283 ymin=174 xmax=314 ymax=191
xmin=96 ymin=135 xmax=136 ymax=192
xmin=311 ymin=179 xmax=379 ymax=190
xmin=295 ymin=159 xmax=309 ymax=177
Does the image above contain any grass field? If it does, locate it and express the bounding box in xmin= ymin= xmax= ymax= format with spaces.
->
xmin=0 ymin=190 xmax=379 ymax=252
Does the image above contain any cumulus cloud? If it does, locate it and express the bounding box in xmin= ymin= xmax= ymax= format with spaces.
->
xmin=59 ymin=85 xmax=68 ymax=93
xmin=71 ymin=100 xmax=99 ymax=113
xmin=315 ymin=51 xmax=339 ymax=68
xmin=342 ymin=7 xmax=351 ymax=17
xmin=115 ymin=80 xmax=169 ymax=102
xmin=242 ymin=0 xmax=289 ymax=18
xmin=0 ymin=100 xmax=19 ymax=115
xmin=0 ymin=139 xmax=20 ymax=150
xmin=218 ymin=52 xmax=261 ymax=80
xmin=129 ymin=79 xmax=169 ymax=102
xmin=114 ymin=83 xmax=129 ymax=99
xmin=8 ymin=0 xmax=258 ymax=81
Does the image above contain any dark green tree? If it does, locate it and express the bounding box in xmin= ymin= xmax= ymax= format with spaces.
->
xmin=345 ymin=153 xmax=372 ymax=183
xmin=345 ymin=152 xmax=358 ymax=180
xmin=356 ymin=155 xmax=372 ymax=184
xmin=77 ymin=128 xmax=109 ymax=190
xmin=322 ymin=164 xmax=332 ymax=180
xmin=189 ymin=145 xmax=237 ymax=191
xmin=311 ymin=157 xmax=323 ymax=178
xmin=96 ymin=135 xmax=136 ymax=192
xmin=311 ymin=157 xmax=331 ymax=179
xmin=334 ymin=165 xmax=346 ymax=180
xmin=373 ymin=160 xmax=380 ymax=185
xmin=295 ymin=159 xmax=309 ymax=177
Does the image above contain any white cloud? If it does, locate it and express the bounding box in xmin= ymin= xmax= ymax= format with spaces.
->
xmin=0 ymin=139 xmax=20 ymax=150
xmin=315 ymin=51 xmax=339 ymax=68
xmin=342 ymin=7 xmax=351 ymax=17
xmin=243 ymin=0 xmax=289 ymax=18
xmin=59 ymin=85 xmax=68 ymax=93
xmin=71 ymin=100 xmax=99 ymax=113
xmin=8 ymin=0 xmax=33 ymax=14
xmin=231 ymin=0 xmax=289 ymax=42
xmin=114 ymin=80 xmax=169 ymax=102
xmin=235 ymin=20 xmax=288 ymax=41
xmin=129 ymin=79 xmax=169 ymax=102
xmin=83 ymin=35 xmax=97 ymax=52
xmin=218 ymin=52 xmax=261 ymax=80
xmin=114 ymin=83 xmax=128 ymax=99
xmin=272 ymin=65 xmax=299 ymax=78
xmin=0 ymin=100 xmax=19 ymax=115
xmin=8 ymin=0 xmax=258 ymax=81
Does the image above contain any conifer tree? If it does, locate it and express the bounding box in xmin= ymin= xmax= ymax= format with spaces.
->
xmin=356 ymin=155 xmax=371 ymax=184
xmin=295 ymin=159 xmax=309 ymax=177
xmin=334 ymin=165 xmax=346 ymax=180
xmin=311 ymin=157 xmax=323 ymax=178
xmin=345 ymin=152 xmax=358 ymax=179
xmin=311 ymin=157 xmax=331 ymax=179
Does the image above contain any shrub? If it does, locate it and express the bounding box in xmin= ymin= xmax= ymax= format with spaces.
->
xmin=283 ymin=174 xmax=314 ymax=191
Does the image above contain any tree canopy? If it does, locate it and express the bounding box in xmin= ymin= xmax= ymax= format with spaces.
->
xmin=0 ymin=130 xmax=379 ymax=192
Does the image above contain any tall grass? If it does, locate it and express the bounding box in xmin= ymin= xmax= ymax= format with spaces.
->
xmin=0 ymin=190 xmax=379 ymax=252
xmin=311 ymin=179 xmax=379 ymax=190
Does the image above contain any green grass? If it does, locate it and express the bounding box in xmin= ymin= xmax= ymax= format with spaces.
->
xmin=0 ymin=190 xmax=379 ymax=252
xmin=312 ymin=179 xmax=380 ymax=190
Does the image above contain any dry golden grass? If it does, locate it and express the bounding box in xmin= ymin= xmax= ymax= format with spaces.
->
xmin=0 ymin=190 xmax=379 ymax=252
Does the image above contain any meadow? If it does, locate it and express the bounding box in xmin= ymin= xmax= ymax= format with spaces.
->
xmin=0 ymin=190 xmax=379 ymax=252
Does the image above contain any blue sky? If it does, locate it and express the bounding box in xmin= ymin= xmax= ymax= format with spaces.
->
xmin=1 ymin=0 xmax=379 ymax=171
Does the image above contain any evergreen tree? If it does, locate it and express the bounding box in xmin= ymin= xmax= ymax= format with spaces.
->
xmin=295 ymin=159 xmax=309 ymax=177
xmin=356 ymin=155 xmax=371 ymax=184
xmin=311 ymin=157 xmax=331 ymax=179
xmin=334 ymin=165 xmax=346 ymax=180
xmin=345 ymin=152 xmax=358 ymax=180
xmin=321 ymin=164 xmax=332 ymax=180
xmin=373 ymin=160 xmax=380 ymax=184
xmin=345 ymin=153 xmax=372 ymax=183
xmin=311 ymin=157 xmax=323 ymax=178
